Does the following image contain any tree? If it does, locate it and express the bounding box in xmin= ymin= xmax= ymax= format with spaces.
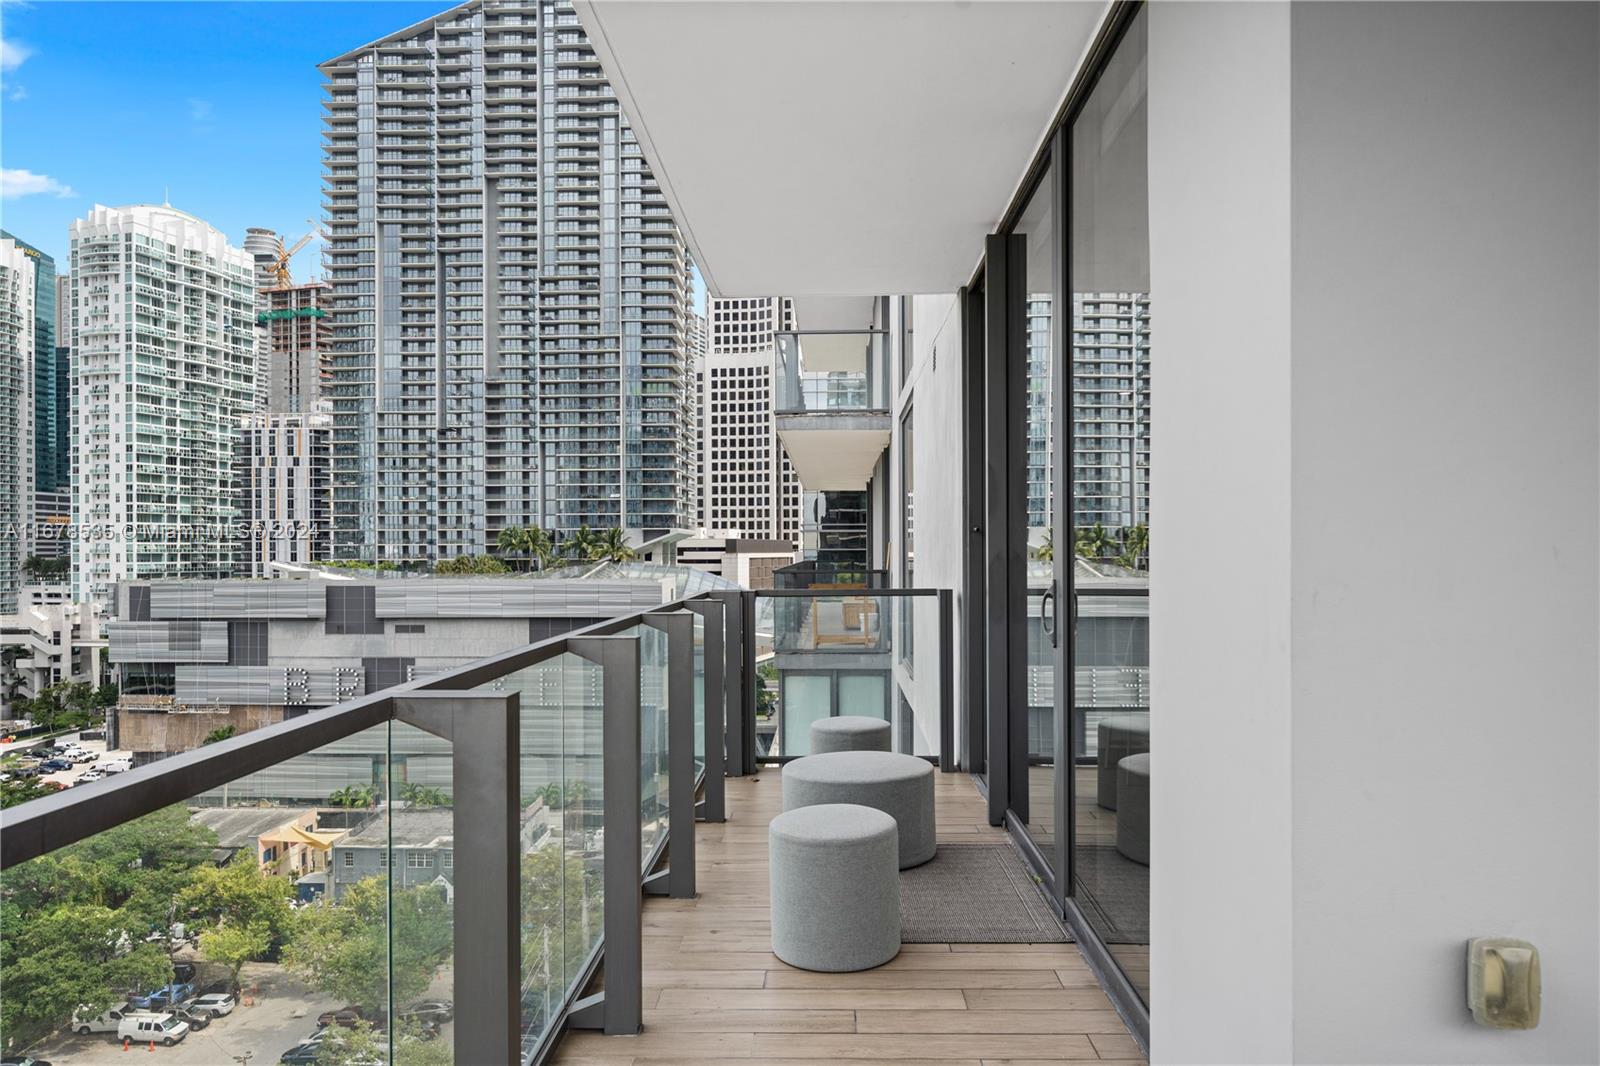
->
xmin=563 ymin=525 xmax=602 ymax=562
xmin=1033 ymin=527 xmax=1055 ymax=562
xmin=1 ymin=776 xmax=57 ymax=809
xmin=22 ymin=680 xmax=101 ymax=732
xmin=285 ymin=877 xmax=452 ymax=1012
xmin=329 ymin=785 xmax=377 ymax=809
xmin=199 ymin=921 xmax=270 ymax=991
xmin=0 ymin=901 xmax=172 ymax=1047
xmin=520 ymin=846 xmax=603 ymax=1005
xmin=1074 ymin=522 xmax=1115 ymax=562
xmin=434 ymin=553 xmax=508 ymax=575
xmin=1116 ymin=523 xmax=1149 ymax=571
xmin=397 ymin=781 xmax=450 ymax=808
xmin=178 ymin=860 xmax=295 ymax=951
xmin=202 ymin=725 xmax=236 ymax=745
xmin=21 ymin=554 xmax=69 ymax=582
xmin=91 ymin=680 xmax=119 ymax=709
xmin=596 ymin=527 xmax=636 ymax=563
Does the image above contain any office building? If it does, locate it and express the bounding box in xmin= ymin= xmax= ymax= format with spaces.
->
xmin=701 ymin=296 xmax=802 ymax=541
xmin=30 ymin=489 xmax=70 ymax=562
xmin=687 ymin=310 xmax=707 ymax=527
xmin=0 ymin=236 xmax=37 ymax=614
xmin=104 ymin=573 xmax=665 ymax=762
xmin=319 ymin=0 xmax=696 ymax=565
xmin=236 ymin=411 xmax=334 ymax=576
xmin=1 ymin=233 xmax=65 ymax=501
xmin=68 ymin=204 xmax=258 ymax=608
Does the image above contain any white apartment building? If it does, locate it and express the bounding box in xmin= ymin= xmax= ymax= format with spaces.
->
xmin=702 ymin=296 xmax=802 ymax=542
xmin=319 ymin=0 xmax=696 ymax=562
xmin=237 ymin=410 xmax=334 ymax=576
xmin=0 ymin=587 xmax=105 ymax=714
xmin=0 ymin=236 xmax=37 ymax=614
xmin=69 ymin=204 xmax=258 ymax=608
xmin=687 ymin=309 xmax=708 ymax=528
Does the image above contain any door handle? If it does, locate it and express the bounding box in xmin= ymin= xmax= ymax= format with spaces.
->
xmin=1040 ymin=579 xmax=1057 ymax=649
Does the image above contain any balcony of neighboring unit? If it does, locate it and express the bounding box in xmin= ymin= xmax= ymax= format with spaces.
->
xmin=772 ymin=328 xmax=891 ymax=490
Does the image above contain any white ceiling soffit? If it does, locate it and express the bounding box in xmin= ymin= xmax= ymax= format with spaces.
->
xmin=790 ymin=294 xmax=877 ymax=334
xmin=796 ymin=332 xmax=873 ymax=374
xmin=778 ymin=428 xmax=893 ymax=491
xmin=575 ymin=1 xmax=1107 ymax=298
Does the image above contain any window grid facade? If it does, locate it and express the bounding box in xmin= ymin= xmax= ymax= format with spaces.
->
xmin=320 ymin=0 xmax=695 ymax=563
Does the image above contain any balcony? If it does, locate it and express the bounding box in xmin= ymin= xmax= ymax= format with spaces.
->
xmin=0 ymin=588 xmax=1141 ymax=1066
xmin=773 ymin=330 xmax=890 ymax=490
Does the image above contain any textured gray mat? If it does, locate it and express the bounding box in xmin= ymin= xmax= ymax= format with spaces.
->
xmin=899 ymin=844 xmax=1070 ymax=943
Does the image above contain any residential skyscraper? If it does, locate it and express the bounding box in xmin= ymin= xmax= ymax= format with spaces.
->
xmin=237 ymin=410 xmax=333 ymax=575
xmin=69 ymin=204 xmax=258 ymax=608
xmin=1070 ymin=292 xmax=1150 ymax=530
xmin=319 ymin=0 xmax=695 ymax=564
xmin=702 ymin=297 xmax=802 ymax=542
xmin=0 ymin=236 xmax=37 ymax=613
xmin=1 ymin=233 xmax=64 ymax=497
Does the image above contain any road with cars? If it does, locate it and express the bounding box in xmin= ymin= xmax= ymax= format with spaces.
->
xmin=0 ymin=731 xmax=129 ymax=791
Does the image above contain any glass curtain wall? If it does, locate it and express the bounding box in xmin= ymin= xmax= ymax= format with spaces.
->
xmin=1067 ymin=7 xmax=1150 ymax=1008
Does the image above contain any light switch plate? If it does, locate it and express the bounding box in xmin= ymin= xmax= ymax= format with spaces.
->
xmin=1467 ymin=937 xmax=1540 ymax=1030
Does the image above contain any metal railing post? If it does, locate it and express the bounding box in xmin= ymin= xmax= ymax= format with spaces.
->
xmin=393 ymin=691 xmax=521 ymax=1066
xmin=741 ymin=590 xmax=758 ymax=772
xmin=939 ymin=589 xmax=955 ymax=773
xmin=685 ymin=598 xmax=726 ymax=821
xmin=712 ymin=589 xmax=746 ymax=776
xmin=642 ymin=611 xmax=695 ymax=899
xmin=565 ymin=635 xmax=642 ymax=1037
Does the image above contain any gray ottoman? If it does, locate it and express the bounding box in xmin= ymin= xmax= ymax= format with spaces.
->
xmin=782 ymin=750 xmax=936 ymax=868
xmin=810 ymin=715 xmax=892 ymax=754
xmin=1115 ymin=752 xmax=1150 ymax=865
xmin=1097 ymin=713 xmax=1150 ymax=810
xmin=769 ymin=803 xmax=901 ymax=971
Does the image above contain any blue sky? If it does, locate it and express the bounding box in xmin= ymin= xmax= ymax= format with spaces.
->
xmin=0 ymin=1 xmax=460 ymax=268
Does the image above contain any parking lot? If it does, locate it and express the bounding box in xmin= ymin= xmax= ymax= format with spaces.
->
xmin=22 ymin=964 xmax=340 ymax=1065
xmin=0 ymin=731 xmax=126 ymax=791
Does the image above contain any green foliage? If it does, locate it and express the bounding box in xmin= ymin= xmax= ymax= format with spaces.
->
xmin=199 ymin=921 xmax=270 ymax=987
xmin=531 ymin=780 xmax=588 ymax=810
xmin=284 ymin=876 xmax=452 ymax=1012
xmin=1 ymin=776 xmax=58 ymax=808
xmin=201 ymin=725 xmax=236 ymax=745
xmin=562 ymin=525 xmax=603 ymax=562
xmin=1033 ymin=527 xmax=1055 ymax=562
xmin=596 ymin=527 xmax=636 ymax=563
xmin=178 ymin=860 xmax=295 ymax=952
xmin=21 ymin=554 xmax=70 ymax=581
xmin=1116 ymin=523 xmax=1149 ymax=571
xmin=496 ymin=524 xmax=558 ymax=571
xmin=520 ymin=846 xmax=601 ymax=1001
xmin=0 ymin=901 xmax=173 ymax=1045
xmin=397 ymin=781 xmax=450 ymax=808
xmin=1070 ymin=523 xmax=1148 ymax=571
xmin=434 ymin=553 xmax=509 ymax=575
xmin=329 ymin=785 xmax=377 ymax=809
xmin=12 ymin=680 xmax=103 ymax=732
xmin=92 ymin=681 xmax=120 ymax=708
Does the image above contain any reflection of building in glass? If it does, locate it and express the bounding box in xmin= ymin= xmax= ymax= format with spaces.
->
xmin=802 ymin=490 xmax=868 ymax=571
xmin=1072 ymin=293 xmax=1151 ymax=530
xmin=1025 ymin=294 xmax=1053 ymax=530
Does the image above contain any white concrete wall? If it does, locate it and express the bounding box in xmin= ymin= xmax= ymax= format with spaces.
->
xmin=1150 ymin=3 xmax=1598 ymax=1063
xmin=1287 ymin=4 xmax=1598 ymax=1062
xmin=1147 ymin=3 xmax=1295 ymax=1061
xmin=895 ymin=294 xmax=965 ymax=759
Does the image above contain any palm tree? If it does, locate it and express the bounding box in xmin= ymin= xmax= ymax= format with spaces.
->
xmin=329 ymin=785 xmax=375 ymax=809
xmin=1074 ymin=522 xmax=1114 ymax=561
xmin=564 ymin=525 xmax=603 ymax=562
xmin=1033 ymin=528 xmax=1055 ymax=562
xmin=496 ymin=525 xmax=535 ymax=570
xmin=1116 ymin=523 xmax=1150 ymax=571
xmin=597 ymin=528 xmax=636 ymax=563
xmin=526 ymin=525 xmax=558 ymax=571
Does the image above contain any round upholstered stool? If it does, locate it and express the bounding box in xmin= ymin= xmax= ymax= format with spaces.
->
xmin=769 ymin=803 xmax=901 ymax=972
xmin=810 ymin=715 xmax=892 ymax=754
xmin=1115 ymin=752 xmax=1150 ymax=866
xmin=782 ymin=750 xmax=936 ymax=868
xmin=1097 ymin=714 xmax=1151 ymax=810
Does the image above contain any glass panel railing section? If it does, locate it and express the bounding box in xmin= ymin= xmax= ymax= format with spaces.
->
xmin=0 ymin=721 xmax=453 ymax=1066
xmin=774 ymin=331 xmax=889 ymax=413
xmin=619 ymin=625 xmax=671 ymax=861
xmin=476 ymin=651 xmax=603 ymax=1058
xmin=691 ymin=612 xmax=707 ymax=779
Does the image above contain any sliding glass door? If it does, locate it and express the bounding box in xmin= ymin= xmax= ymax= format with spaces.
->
xmin=1065 ymin=6 xmax=1150 ymax=1008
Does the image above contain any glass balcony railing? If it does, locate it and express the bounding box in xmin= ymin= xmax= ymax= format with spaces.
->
xmin=773 ymin=330 xmax=890 ymax=414
xmin=0 ymin=586 xmax=952 ymax=1065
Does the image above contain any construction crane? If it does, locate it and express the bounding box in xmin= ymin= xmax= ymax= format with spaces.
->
xmin=271 ymin=220 xmax=321 ymax=289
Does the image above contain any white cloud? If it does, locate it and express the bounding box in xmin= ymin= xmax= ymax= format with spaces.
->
xmin=0 ymin=37 xmax=31 ymax=73
xmin=8 ymin=84 xmax=26 ymax=101
xmin=0 ymin=168 xmax=76 ymax=199
xmin=187 ymin=97 xmax=212 ymax=122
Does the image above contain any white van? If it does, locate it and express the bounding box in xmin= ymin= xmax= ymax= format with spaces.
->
xmin=117 ymin=1012 xmax=190 ymax=1046
xmin=73 ymin=1004 xmax=152 ymax=1035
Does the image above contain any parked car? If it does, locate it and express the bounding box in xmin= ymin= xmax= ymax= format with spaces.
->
xmin=128 ymin=982 xmax=194 ymax=1011
xmin=316 ymin=1006 xmax=369 ymax=1030
xmin=39 ymin=759 xmax=71 ymax=772
xmin=189 ymin=993 xmax=235 ymax=1017
xmin=79 ymin=769 xmax=106 ymax=782
xmin=169 ymin=1007 xmax=210 ymax=1032
xmin=279 ymin=1043 xmax=322 ymax=1065
xmin=117 ymin=1013 xmax=189 ymax=1046
xmin=1 ymin=1056 xmax=54 ymax=1066
xmin=103 ymin=761 xmax=131 ymax=774
xmin=73 ymin=1003 xmax=152 ymax=1035
xmin=401 ymin=999 xmax=454 ymax=1023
